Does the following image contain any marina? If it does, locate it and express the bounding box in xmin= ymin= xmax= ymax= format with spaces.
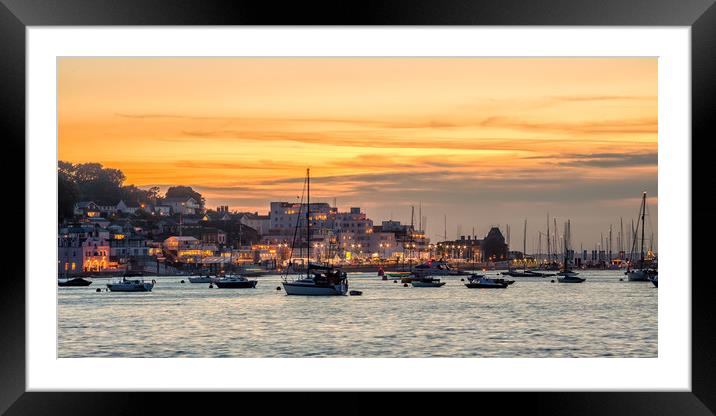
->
xmin=58 ymin=269 xmax=657 ymax=358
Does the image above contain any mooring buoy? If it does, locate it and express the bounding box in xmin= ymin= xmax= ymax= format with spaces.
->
xmin=180 ymin=280 xmax=185 ymax=284
xmin=393 ymin=280 xmax=398 ymax=283
xmin=550 ymin=280 xmax=555 ymax=283
xmin=96 ymin=288 xmax=101 ymax=292
xmin=208 ymin=284 xmax=214 ymax=288
xmin=403 ymin=283 xmax=409 ymax=287
xmin=460 ymin=278 xmax=465 ymax=281
xmin=349 ymin=290 xmax=362 ymax=296
xmin=276 ymin=286 xmax=281 ymax=291
xmin=619 ymin=278 xmax=624 ymax=281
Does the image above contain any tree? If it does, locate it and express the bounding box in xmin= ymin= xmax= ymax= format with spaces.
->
xmin=58 ymin=164 xmax=79 ymax=220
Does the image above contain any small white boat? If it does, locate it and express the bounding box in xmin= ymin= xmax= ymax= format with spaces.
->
xmin=465 ymin=275 xmax=511 ymax=289
xmin=106 ymin=277 xmax=155 ymax=292
xmin=215 ymin=274 xmax=257 ymax=288
xmin=188 ymin=275 xmax=218 ymax=284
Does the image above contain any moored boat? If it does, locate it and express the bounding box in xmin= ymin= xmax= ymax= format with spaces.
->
xmin=281 ymin=169 xmax=349 ymax=296
xmin=215 ymin=275 xmax=257 ymax=288
xmin=625 ymin=192 xmax=657 ymax=282
xmin=556 ymin=220 xmax=585 ymax=284
xmin=106 ymin=277 xmax=155 ymax=292
xmin=410 ymin=276 xmax=446 ymax=287
xmin=557 ymin=274 xmax=586 ymax=283
xmin=58 ymin=277 xmax=92 ymax=287
xmin=188 ymin=275 xmax=218 ymax=283
xmin=465 ymin=275 xmax=511 ymax=288
xmin=386 ymin=271 xmax=411 ymax=278
xmin=412 ymin=260 xmax=468 ymax=276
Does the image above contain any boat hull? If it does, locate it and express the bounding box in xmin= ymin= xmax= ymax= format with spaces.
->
xmin=411 ymin=281 xmax=446 ymax=287
xmin=557 ymin=277 xmax=585 ymax=283
xmin=106 ymin=283 xmax=154 ymax=292
xmin=188 ymin=276 xmax=215 ymax=283
xmin=651 ymin=277 xmax=658 ymax=287
xmin=465 ymin=282 xmax=508 ymax=289
xmin=626 ymin=270 xmax=651 ymax=281
xmin=58 ymin=278 xmax=92 ymax=287
xmin=282 ymin=281 xmax=348 ymax=296
xmin=215 ymin=280 xmax=257 ymax=288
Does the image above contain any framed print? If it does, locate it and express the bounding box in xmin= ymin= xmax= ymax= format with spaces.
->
xmin=2 ymin=0 xmax=714 ymax=414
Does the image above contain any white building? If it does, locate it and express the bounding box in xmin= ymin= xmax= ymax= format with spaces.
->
xmin=238 ymin=212 xmax=271 ymax=235
xmin=164 ymin=196 xmax=201 ymax=215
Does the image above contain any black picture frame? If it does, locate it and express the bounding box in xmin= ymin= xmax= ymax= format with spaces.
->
xmin=1 ymin=0 xmax=712 ymax=414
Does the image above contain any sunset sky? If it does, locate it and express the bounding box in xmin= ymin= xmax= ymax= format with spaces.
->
xmin=58 ymin=58 xmax=657 ymax=251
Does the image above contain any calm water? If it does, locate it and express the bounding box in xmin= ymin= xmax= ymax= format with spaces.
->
xmin=58 ymin=270 xmax=657 ymax=358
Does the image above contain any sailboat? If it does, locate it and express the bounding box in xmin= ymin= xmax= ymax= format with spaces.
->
xmin=558 ymin=220 xmax=585 ymax=283
xmin=626 ymin=192 xmax=657 ymax=282
xmin=282 ymin=169 xmax=349 ymax=296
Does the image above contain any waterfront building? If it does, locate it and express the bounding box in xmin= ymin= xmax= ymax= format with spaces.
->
xmin=108 ymin=232 xmax=149 ymax=263
xmin=58 ymin=225 xmax=112 ymax=273
xmin=482 ymin=227 xmax=509 ymax=261
xmin=437 ymin=235 xmax=483 ymax=263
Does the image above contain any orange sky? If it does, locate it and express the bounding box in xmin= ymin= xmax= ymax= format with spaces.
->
xmin=58 ymin=58 xmax=657 ymax=250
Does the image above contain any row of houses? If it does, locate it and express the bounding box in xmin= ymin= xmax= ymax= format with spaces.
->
xmin=62 ymin=197 xmax=516 ymax=273
xmin=73 ymin=196 xmax=202 ymax=217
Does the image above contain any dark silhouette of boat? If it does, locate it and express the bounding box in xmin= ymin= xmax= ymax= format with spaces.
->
xmin=58 ymin=277 xmax=92 ymax=287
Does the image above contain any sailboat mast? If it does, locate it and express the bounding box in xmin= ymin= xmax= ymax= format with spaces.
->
xmin=546 ymin=214 xmax=551 ymax=264
xmin=307 ymin=168 xmax=310 ymax=270
xmin=523 ymin=218 xmax=527 ymax=270
xmin=640 ymin=192 xmax=646 ymax=264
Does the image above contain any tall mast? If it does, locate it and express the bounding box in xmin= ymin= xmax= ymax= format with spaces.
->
xmin=620 ymin=217 xmax=624 ymax=258
xmin=553 ymin=217 xmax=558 ymax=262
xmin=306 ymin=168 xmax=310 ymax=271
xmin=546 ymin=213 xmax=551 ymax=264
xmin=419 ymin=202 xmax=422 ymax=231
xmin=640 ymin=192 xmax=646 ymax=264
xmin=523 ymin=218 xmax=527 ymax=270
xmin=444 ymin=214 xmax=447 ymax=241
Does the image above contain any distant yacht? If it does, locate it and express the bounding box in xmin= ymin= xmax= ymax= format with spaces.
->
xmin=215 ymin=274 xmax=257 ymax=289
xmin=410 ymin=276 xmax=446 ymax=287
xmin=626 ymin=192 xmax=658 ymax=282
xmin=281 ymin=169 xmax=348 ymax=296
xmin=557 ymin=220 xmax=585 ymax=283
xmin=412 ymin=260 xmax=468 ymax=276
xmin=188 ymin=274 xmax=217 ymax=283
xmin=107 ymin=276 xmax=155 ymax=292
xmin=58 ymin=276 xmax=92 ymax=287
xmin=465 ymin=275 xmax=512 ymax=289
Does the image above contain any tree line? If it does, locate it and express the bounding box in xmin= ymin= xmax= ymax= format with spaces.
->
xmin=58 ymin=161 xmax=204 ymax=220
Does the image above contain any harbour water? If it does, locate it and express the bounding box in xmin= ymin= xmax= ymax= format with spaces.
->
xmin=58 ymin=270 xmax=657 ymax=358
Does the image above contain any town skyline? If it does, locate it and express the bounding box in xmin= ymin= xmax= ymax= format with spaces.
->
xmin=58 ymin=57 xmax=657 ymax=249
